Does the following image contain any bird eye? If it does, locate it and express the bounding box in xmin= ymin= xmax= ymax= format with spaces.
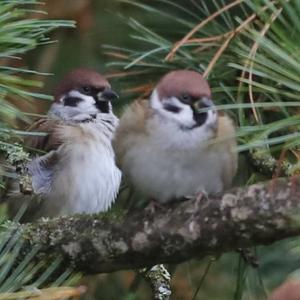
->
xmin=81 ymin=86 xmax=91 ymax=94
xmin=181 ymin=93 xmax=191 ymax=103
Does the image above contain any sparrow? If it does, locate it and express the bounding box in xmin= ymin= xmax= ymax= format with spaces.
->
xmin=113 ymin=70 xmax=237 ymax=203
xmin=8 ymin=68 xmax=122 ymax=220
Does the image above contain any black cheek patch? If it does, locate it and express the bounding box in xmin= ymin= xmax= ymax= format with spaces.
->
xmin=193 ymin=110 xmax=208 ymax=127
xmin=63 ymin=97 xmax=83 ymax=107
xmin=163 ymin=103 xmax=181 ymax=113
xmin=95 ymin=101 xmax=109 ymax=113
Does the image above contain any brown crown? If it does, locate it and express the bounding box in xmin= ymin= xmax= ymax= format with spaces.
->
xmin=156 ymin=70 xmax=211 ymax=100
xmin=54 ymin=68 xmax=110 ymax=102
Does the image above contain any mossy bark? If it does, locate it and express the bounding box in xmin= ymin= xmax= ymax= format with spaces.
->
xmin=15 ymin=176 xmax=300 ymax=274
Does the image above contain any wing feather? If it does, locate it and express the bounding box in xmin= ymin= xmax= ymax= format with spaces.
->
xmin=24 ymin=118 xmax=64 ymax=153
xmin=24 ymin=118 xmax=64 ymax=197
xmin=113 ymin=99 xmax=150 ymax=166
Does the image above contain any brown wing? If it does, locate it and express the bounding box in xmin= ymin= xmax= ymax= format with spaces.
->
xmin=113 ymin=99 xmax=150 ymax=166
xmin=217 ymin=115 xmax=238 ymax=189
xmin=24 ymin=118 xmax=64 ymax=153
xmin=5 ymin=118 xmax=65 ymax=220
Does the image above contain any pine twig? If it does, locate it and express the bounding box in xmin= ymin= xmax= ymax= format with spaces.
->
xmin=139 ymin=265 xmax=171 ymax=300
xmin=248 ymin=149 xmax=295 ymax=176
xmin=0 ymin=143 xmax=32 ymax=194
xmin=165 ymin=0 xmax=244 ymax=61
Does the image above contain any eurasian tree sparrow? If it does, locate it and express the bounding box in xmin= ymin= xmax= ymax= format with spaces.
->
xmin=9 ymin=68 xmax=122 ymax=220
xmin=113 ymin=70 xmax=237 ymax=203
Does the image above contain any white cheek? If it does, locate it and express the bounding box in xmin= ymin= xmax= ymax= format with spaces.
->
xmin=68 ymin=90 xmax=96 ymax=109
xmin=207 ymin=109 xmax=218 ymax=128
xmin=150 ymin=90 xmax=196 ymax=127
xmin=150 ymin=90 xmax=163 ymax=110
xmin=165 ymin=98 xmax=195 ymax=127
xmin=49 ymin=90 xmax=99 ymax=120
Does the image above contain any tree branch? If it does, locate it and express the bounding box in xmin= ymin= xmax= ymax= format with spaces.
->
xmin=138 ymin=265 xmax=171 ymax=300
xmin=17 ymin=176 xmax=300 ymax=274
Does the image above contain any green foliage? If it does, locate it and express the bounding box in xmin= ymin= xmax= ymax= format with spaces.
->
xmin=104 ymin=0 xmax=300 ymax=298
xmin=0 ymin=1 xmax=80 ymax=298
xmin=0 ymin=0 xmax=74 ymax=184
xmin=107 ymin=0 xmax=300 ymax=167
xmin=0 ymin=0 xmax=74 ymax=144
xmin=0 ymin=219 xmax=82 ymax=299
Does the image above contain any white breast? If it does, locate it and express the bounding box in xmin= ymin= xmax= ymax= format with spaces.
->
xmin=122 ymin=116 xmax=227 ymax=203
xmin=42 ymin=120 xmax=121 ymax=216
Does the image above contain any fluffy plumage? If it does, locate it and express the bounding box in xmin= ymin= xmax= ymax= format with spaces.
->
xmin=114 ymin=70 xmax=237 ymax=203
xmin=9 ymin=68 xmax=121 ymax=220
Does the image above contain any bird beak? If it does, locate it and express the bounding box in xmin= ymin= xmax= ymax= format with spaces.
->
xmin=193 ymin=97 xmax=215 ymax=112
xmin=193 ymin=97 xmax=218 ymax=130
xmin=98 ymin=88 xmax=119 ymax=101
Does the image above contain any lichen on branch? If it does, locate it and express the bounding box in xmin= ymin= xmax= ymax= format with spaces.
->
xmin=10 ymin=176 xmax=300 ymax=275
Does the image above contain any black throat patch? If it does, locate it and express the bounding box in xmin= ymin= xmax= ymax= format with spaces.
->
xmin=95 ymin=100 xmax=109 ymax=113
xmin=192 ymin=108 xmax=207 ymax=128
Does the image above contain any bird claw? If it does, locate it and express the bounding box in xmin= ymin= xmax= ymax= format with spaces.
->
xmin=184 ymin=190 xmax=209 ymax=202
xmin=145 ymin=199 xmax=164 ymax=214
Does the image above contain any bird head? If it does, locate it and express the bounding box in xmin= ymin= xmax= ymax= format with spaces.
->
xmin=51 ymin=68 xmax=119 ymax=120
xmin=150 ymin=70 xmax=217 ymax=131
